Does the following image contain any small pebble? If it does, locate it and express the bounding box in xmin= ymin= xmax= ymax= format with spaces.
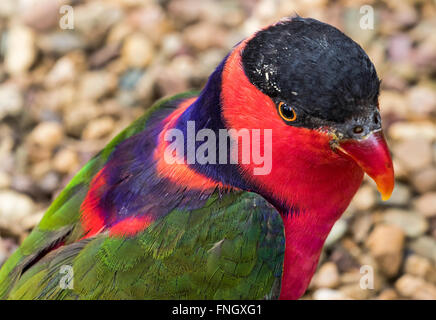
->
xmin=0 ymin=83 xmax=23 ymax=120
xmin=414 ymin=192 xmax=436 ymax=218
xmin=122 ymin=34 xmax=155 ymax=69
xmin=382 ymin=209 xmax=428 ymax=238
xmin=0 ymin=171 xmax=11 ymax=189
xmin=29 ymin=122 xmax=64 ymax=151
xmin=409 ymin=237 xmax=436 ymax=263
xmin=53 ymin=148 xmax=80 ymax=174
xmin=404 ymin=254 xmax=434 ymax=280
xmin=0 ymin=190 xmax=35 ymax=235
xmin=79 ymin=71 xmax=117 ymax=101
xmin=395 ymin=274 xmax=436 ymax=300
xmin=313 ymin=262 xmax=340 ymax=289
xmin=394 ymin=138 xmax=433 ymax=172
xmin=82 ymin=117 xmax=115 ymax=140
xmin=352 ymin=184 xmax=377 ymax=211
xmin=5 ymin=24 xmax=36 ymax=75
xmin=377 ymin=288 xmax=399 ymax=300
xmin=366 ymin=224 xmax=405 ymax=277
xmin=411 ymin=167 xmax=436 ymax=193
xmin=312 ymin=288 xmax=348 ymax=300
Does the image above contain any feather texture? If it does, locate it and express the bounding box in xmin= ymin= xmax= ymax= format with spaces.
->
xmin=0 ymin=92 xmax=285 ymax=300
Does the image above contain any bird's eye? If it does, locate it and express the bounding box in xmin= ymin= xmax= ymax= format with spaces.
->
xmin=278 ymin=102 xmax=297 ymax=122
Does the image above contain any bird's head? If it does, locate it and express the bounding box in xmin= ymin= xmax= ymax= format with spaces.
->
xmin=219 ymin=17 xmax=394 ymax=208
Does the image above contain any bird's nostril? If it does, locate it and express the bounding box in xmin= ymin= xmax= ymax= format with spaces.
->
xmin=374 ymin=114 xmax=379 ymax=125
xmin=353 ymin=125 xmax=364 ymax=134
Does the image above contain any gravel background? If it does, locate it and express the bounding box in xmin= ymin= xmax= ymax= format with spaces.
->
xmin=0 ymin=0 xmax=435 ymax=300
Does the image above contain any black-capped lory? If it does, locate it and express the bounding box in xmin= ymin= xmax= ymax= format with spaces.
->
xmin=0 ymin=16 xmax=394 ymax=300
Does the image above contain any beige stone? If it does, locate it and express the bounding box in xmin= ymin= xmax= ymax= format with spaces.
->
xmin=394 ymin=138 xmax=433 ymax=172
xmin=366 ymin=224 xmax=405 ymax=277
xmin=395 ymin=274 xmax=436 ymax=299
xmin=414 ymin=192 xmax=436 ymax=217
xmin=122 ymin=33 xmax=154 ymax=68
xmin=404 ymin=254 xmax=434 ymax=280
xmin=53 ymin=148 xmax=80 ymax=174
xmin=29 ymin=122 xmax=64 ymax=150
xmin=82 ymin=117 xmax=115 ymax=140
xmin=5 ymin=24 xmax=36 ymax=75
xmin=411 ymin=168 xmax=436 ymax=193
xmin=382 ymin=209 xmax=428 ymax=238
xmin=313 ymin=262 xmax=340 ymax=289
xmin=352 ymin=184 xmax=376 ymax=211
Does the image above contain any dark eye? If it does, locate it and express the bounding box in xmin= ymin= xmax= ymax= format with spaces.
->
xmin=278 ymin=102 xmax=297 ymax=122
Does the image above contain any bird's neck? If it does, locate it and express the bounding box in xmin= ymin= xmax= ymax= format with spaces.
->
xmin=167 ymin=56 xmax=251 ymax=190
xmin=279 ymin=206 xmax=347 ymax=299
xmin=245 ymin=139 xmax=363 ymax=299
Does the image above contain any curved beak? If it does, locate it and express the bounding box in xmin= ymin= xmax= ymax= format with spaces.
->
xmin=337 ymin=131 xmax=394 ymax=201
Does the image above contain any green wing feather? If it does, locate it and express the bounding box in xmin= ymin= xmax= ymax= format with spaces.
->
xmin=0 ymin=91 xmax=285 ymax=300
xmin=5 ymin=191 xmax=284 ymax=299
xmin=0 ymin=92 xmax=197 ymax=298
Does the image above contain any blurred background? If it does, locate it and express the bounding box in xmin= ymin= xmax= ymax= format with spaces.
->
xmin=0 ymin=0 xmax=435 ymax=300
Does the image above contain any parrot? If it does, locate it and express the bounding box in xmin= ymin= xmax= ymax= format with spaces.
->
xmin=0 ymin=16 xmax=394 ymax=300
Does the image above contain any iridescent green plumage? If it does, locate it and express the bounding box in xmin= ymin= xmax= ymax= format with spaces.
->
xmin=0 ymin=93 xmax=284 ymax=300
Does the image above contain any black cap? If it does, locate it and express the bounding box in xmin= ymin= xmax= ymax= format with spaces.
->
xmin=241 ymin=16 xmax=381 ymax=134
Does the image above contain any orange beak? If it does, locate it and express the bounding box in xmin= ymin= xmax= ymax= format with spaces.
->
xmin=337 ymin=131 xmax=394 ymax=200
